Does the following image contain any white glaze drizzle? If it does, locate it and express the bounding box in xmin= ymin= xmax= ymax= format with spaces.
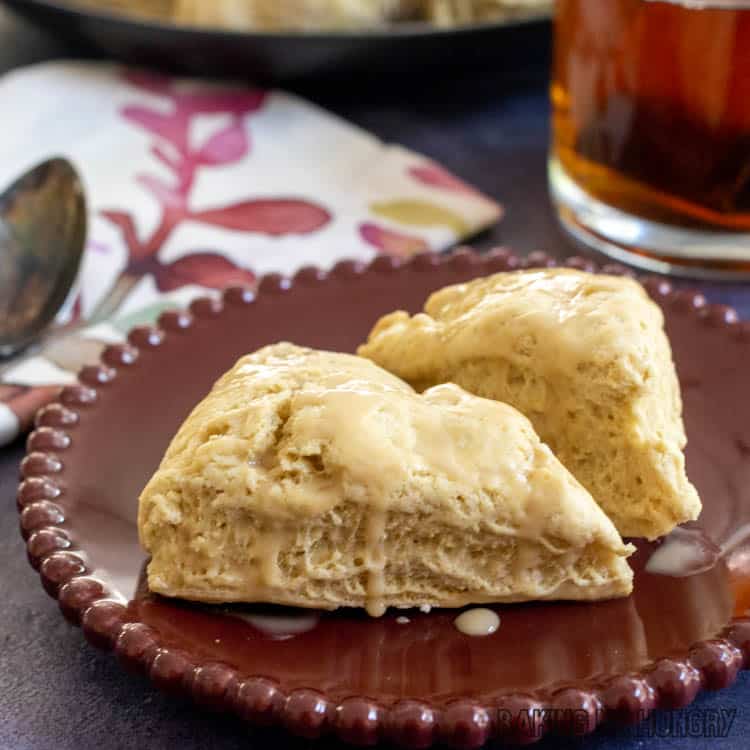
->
xmin=228 ymin=611 xmax=320 ymax=639
xmin=454 ymin=608 xmax=500 ymax=637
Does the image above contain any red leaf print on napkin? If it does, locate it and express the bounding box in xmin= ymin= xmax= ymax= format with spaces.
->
xmin=100 ymin=210 xmax=147 ymax=260
xmin=123 ymin=72 xmax=266 ymax=117
xmin=155 ymin=253 xmax=256 ymax=292
xmin=122 ymin=70 xmax=174 ymax=96
xmin=178 ymin=89 xmax=267 ymax=117
xmin=150 ymin=144 xmax=181 ymax=171
xmin=121 ymin=106 xmax=189 ymax=151
xmin=101 ymin=73 xmax=329 ymax=307
xmin=193 ymin=200 xmax=331 ymax=235
xmin=136 ymin=174 xmax=185 ymax=210
xmin=359 ymin=222 xmax=428 ymax=257
xmin=197 ymin=119 xmax=249 ymax=165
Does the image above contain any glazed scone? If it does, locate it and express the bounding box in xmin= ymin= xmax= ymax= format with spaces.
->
xmin=139 ymin=343 xmax=633 ymax=615
xmin=358 ymin=269 xmax=701 ymax=540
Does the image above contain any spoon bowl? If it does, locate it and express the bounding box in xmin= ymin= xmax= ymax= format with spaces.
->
xmin=0 ymin=158 xmax=86 ymax=358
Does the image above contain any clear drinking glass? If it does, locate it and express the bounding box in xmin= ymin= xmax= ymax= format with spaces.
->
xmin=549 ymin=0 xmax=750 ymax=278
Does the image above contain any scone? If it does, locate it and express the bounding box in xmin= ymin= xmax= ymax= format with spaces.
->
xmin=139 ymin=343 xmax=633 ymax=615
xmin=358 ymin=269 xmax=701 ymax=540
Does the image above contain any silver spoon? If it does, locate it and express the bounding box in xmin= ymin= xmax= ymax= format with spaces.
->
xmin=0 ymin=157 xmax=87 ymax=360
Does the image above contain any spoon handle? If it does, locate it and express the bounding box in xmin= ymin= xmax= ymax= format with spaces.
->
xmin=84 ymin=272 xmax=141 ymax=327
xmin=0 ymin=273 xmax=140 ymax=381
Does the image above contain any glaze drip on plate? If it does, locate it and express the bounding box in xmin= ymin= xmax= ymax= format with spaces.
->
xmin=454 ymin=608 xmax=501 ymax=636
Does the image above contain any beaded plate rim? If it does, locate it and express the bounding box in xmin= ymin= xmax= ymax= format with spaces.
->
xmin=16 ymin=248 xmax=750 ymax=748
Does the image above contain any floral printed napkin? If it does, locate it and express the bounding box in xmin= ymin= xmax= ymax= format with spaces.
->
xmin=0 ymin=61 xmax=502 ymax=446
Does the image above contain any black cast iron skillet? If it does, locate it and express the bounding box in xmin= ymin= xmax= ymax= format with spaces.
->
xmin=1 ymin=0 xmax=551 ymax=83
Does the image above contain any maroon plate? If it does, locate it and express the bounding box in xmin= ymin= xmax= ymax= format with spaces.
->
xmin=17 ymin=249 xmax=750 ymax=747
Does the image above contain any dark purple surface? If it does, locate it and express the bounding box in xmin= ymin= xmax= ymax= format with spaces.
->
xmin=2 ymin=6 xmax=750 ymax=749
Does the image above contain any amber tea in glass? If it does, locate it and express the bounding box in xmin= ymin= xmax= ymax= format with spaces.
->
xmin=550 ymin=0 xmax=750 ymax=277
